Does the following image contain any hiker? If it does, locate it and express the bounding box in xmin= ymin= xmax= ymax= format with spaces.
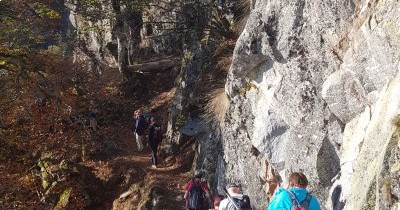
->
xmin=219 ymin=183 xmax=252 ymax=210
xmin=132 ymin=109 xmax=146 ymax=151
xmin=148 ymin=116 xmax=162 ymax=168
xmin=85 ymin=108 xmax=97 ymax=131
xmin=184 ymin=170 xmax=212 ymax=210
xmin=267 ymin=172 xmax=321 ymax=210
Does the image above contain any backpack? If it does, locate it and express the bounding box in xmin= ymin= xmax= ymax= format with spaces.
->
xmin=153 ymin=125 xmax=162 ymax=142
xmin=187 ymin=179 xmax=205 ymax=209
xmin=142 ymin=112 xmax=151 ymax=128
xmin=287 ymin=190 xmax=312 ymax=210
xmin=227 ymin=195 xmax=252 ymax=210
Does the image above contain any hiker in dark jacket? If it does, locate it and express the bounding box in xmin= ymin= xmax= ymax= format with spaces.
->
xmin=184 ymin=170 xmax=212 ymax=210
xmin=148 ymin=117 xmax=162 ymax=168
xmin=132 ymin=109 xmax=146 ymax=151
xmin=267 ymin=172 xmax=321 ymax=210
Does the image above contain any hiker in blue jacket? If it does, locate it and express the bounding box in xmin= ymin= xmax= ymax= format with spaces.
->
xmin=267 ymin=172 xmax=321 ymax=210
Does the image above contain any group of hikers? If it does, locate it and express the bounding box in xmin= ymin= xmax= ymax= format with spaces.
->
xmin=132 ymin=109 xmax=321 ymax=210
xmin=183 ymin=170 xmax=321 ymax=210
xmin=132 ymin=109 xmax=162 ymax=168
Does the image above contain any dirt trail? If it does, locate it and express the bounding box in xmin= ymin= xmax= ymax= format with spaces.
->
xmin=80 ymin=62 xmax=192 ymax=209
xmin=83 ymin=140 xmax=191 ymax=209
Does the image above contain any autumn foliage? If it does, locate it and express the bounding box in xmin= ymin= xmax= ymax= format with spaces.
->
xmin=0 ymin=43 xmax=92 ymax=208
xmin=0 ymin=0 xmax=101 ymax=208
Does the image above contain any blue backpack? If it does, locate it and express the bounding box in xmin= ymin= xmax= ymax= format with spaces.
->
xmin=287 ymin=190 xmax=311 ymax=210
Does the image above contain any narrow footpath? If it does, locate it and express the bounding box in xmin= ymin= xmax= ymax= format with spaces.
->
xmin=80 ymin=59 xmax=193 ymax=209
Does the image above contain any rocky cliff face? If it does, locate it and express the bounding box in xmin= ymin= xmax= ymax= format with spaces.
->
xmin=65 ymin=0 xmax=400 ymax=209
xmin=221 ymin=0 xmax=400 ymax=209
xmin=64 ymin=0 xmax=117 ymax=73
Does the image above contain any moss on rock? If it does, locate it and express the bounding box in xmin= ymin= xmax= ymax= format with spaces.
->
xmin=54 ymin=187 xmax=72 ymax=210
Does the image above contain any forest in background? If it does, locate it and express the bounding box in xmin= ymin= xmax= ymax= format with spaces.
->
xmin=0 ymin=0 xmax=246 ymax=209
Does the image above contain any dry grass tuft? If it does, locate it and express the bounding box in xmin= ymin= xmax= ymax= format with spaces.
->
xmin=216 ymin=56 xmax=232 ymax=73
xmin=202 ymin=88 xmax=230 ymax=126
xmin=233 ymin=0 xmax=251 ymax=35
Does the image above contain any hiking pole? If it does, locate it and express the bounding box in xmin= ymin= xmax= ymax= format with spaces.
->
xmin=222 ymin=188 xmax=240 ymax=210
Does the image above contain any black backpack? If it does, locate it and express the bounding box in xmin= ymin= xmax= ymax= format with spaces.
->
xmin=143 ymin=112 xmax=151 ymax=129
xmin=187 ymin=179 xmax=205 ymax=209
xmin=227 ymin=195 xmax=252 ymax=210
xmin=153 ymin=125 xmax=162 ymax=142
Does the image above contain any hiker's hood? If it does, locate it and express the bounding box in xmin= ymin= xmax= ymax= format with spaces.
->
xmin=268 ymin=187 xmax=321 ymax=210
xmin=228 ymin=192 xmax=243 ymax=199
xmin=276 ymin=187 xmax=308 ymax=201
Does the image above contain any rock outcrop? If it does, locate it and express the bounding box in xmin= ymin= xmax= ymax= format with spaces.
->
xmin=64 ymin=0 xmax=400 ymax=209
xmin=220 ymin=0 xmax=400 ymax=209
xmin=64 ymin=0 xmax=117 ymax=73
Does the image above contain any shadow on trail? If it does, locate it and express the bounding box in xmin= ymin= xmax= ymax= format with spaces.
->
xmin=81 ymin=155 xmax=148 ymax=210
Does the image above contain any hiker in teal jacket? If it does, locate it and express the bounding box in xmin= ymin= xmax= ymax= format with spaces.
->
xmin=267 ymin=172 xmax=321 ymax=210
